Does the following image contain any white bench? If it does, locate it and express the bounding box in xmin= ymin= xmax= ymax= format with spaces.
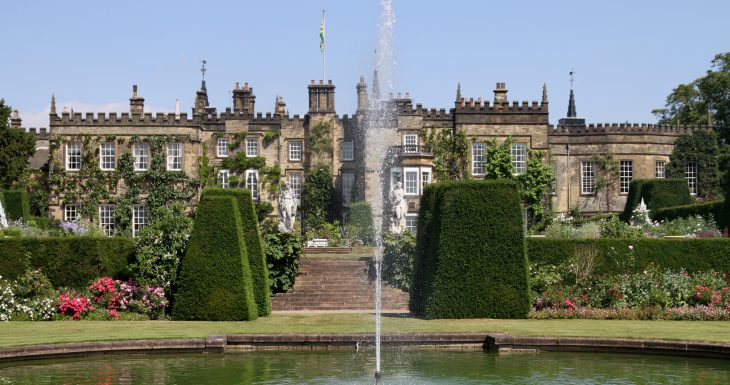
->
xmin=306 ymin=238 xmax=329 ymax=247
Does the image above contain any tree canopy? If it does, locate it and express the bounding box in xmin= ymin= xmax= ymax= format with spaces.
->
xmin=421 ymin=126 xmax=470 ymax=181
xmin=0 ymin=100 xmax=36 ymax=189
xmin=653 ymin=52 xmax=730 ymax=142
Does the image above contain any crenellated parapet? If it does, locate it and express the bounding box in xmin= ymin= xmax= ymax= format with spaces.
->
xmin=455 ymin=97 xmax=546 ymax=113
xmin=550 ymin=123 xmax=711 ymax=136
xmin=51 ymin=112 xmax=199 ymax=127
xmin=26 ymin=127 xmax=51 ymax=140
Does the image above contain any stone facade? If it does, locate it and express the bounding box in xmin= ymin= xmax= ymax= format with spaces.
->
xmin=20 ymin=76 xmax=709 ymax=228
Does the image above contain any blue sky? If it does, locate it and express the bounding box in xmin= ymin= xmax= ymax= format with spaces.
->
xmin=3 ymin=0 xmax=729 ymax=128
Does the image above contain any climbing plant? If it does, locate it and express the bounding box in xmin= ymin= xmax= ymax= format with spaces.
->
xmin=421 ymin=126 xmax=470 ymax=181
xmin=309 ymin=121 xmax=333 ymax=156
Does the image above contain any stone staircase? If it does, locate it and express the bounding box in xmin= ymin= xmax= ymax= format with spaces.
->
xmin=272 ymin=258 xmax=410 ymax=311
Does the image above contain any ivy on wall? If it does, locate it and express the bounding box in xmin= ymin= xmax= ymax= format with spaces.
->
xmin=309 ymin=121 xmax=333 ymax=156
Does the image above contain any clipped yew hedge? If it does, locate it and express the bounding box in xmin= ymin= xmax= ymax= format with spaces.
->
xmin=0 ymin=237 xmax=135 ymax=288
xmin=173 ymin=195 xmax=257 ymax=321
xmin=0 ymin=189 xmax=31 ymax=220
xmin=410 ymin=180 xmax=530 ymax=319
xmin=620 ymin=179 xmax=692 ymax=222
xmin=527 ymin=237 xmax=730 ymax=275
xmin=202 ymin=188 xmax=270 ymax=317
xmin=651 ymin=200 xmax=724 ymax=224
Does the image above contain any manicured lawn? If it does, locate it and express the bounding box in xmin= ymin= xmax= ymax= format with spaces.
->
xmin=1 ymin=313 xmax=729 ymax=348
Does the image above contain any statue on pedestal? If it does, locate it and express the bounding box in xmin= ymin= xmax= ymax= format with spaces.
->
xmin=278 ymin=183 xmax=297 ymax=232
xmin=389 ymin=182 xmax=407 ymax=234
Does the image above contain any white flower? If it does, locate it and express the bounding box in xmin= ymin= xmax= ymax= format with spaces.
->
xmin=628 ymin=245 xmax=634 ymax=250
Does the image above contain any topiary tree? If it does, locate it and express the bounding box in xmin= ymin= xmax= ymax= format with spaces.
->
xmin=173 ymin=195 xmax=257 ymax=321
xmin=201 ymin=188 xmax=271 ymax=317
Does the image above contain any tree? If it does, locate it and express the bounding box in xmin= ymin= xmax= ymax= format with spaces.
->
xmin=301 ymin=166 xmax=337 ymax=231
xmin=421 ymin=126 xmax=470 ymax=181
xmin=653 ymin=52 xmax=730 ymax=142
xmin=484 ymin=137 xmax=514 ymax=179
xmin=591 ymin=153 xmax=619 ymax=213
xmin=0 ymin=100 xmax=36 ymax=189
xmin=667 ymin=130 xmax=720 ymax=200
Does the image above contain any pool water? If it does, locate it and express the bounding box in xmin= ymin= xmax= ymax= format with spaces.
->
xmin=1 ymin=349 xmax=729 ymax=384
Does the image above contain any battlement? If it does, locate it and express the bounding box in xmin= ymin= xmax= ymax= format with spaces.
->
xmin=52 ymin=111 xmax=200 ymax=126
xmin=549 ymin=123 xmax=711 ymax=135
xmin=26 ymin=127 xmax=51 ymax=139
xmin=455 ymin=97 xmax=546 ymax=113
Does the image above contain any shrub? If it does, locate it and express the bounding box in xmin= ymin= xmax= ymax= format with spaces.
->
xmin=652 ymin=200 xmax=724 ymax=226
xmin=382 ymin=231 xmax=416 ymax=292
xmin=410 ymin=180 xmax=530 ymax=319
xmin=620 ymin=179 xmax=692 ymax=222
xmin=648 ymin=215 xmax=720 ymax=237
xmin=345 ymin=201 xmax=376 ymax=246
xmin=0 ymin=237 xmax=135 ymax=288
xmin=201 ymin=188 xmax=270 ymax=317
xmin=599 ymin=216 xmax=643 ymax=238
xmin=173 ymin=195 xmax=257 ymax=321
xmin=261 ymin=219 xmax=303 ymax=295
xmin=0 ymin=189 xmax=30 ymax=220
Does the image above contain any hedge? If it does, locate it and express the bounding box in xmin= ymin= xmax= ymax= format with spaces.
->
xmin=620 ymin=179 xmax=692 ymax=222
xmin=0 ymin=237 xmax=135 ymax=288
xmin=201 ymin=188 xmax=270 ymax=317
xmin=410 ymin=180 xmax=530 ymax=319
xmin=526 ymin=237 xmax=730 ymax=275
xmin=0 ymin=189 xmax=31 ymax=220
xmin=651 ymin=201 xmax=724 ymax=225
xmin=173 ymin=195 xmax=257 ymax=321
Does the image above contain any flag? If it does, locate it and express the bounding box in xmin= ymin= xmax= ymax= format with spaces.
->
xmin=320 ymin=11 xmax=325 ymax=52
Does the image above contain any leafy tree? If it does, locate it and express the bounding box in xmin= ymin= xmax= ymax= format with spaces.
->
xmin=667 ymin=130 xmax=721 ymax=200
xmin=421 ymin=126 xmax=470 ymax=181
xmin=260 ymin=219 xmax=303 ymax=294
xmin=653 ymin=52 xmax=730 ymax=142
xmin=484 ymin=137 xmax=514 ymax=179
xmin=344 ymin=201 xmax=375 ymax=246
xmin=301 ymin=166 xmax=337 ymax=231
xmin=0 ymin=100 xmax=36 ymax=189
xmin=591 ymin=153 xmax=620 ymax=213
xmin=382 ymin=231 xmax=416 ymax=292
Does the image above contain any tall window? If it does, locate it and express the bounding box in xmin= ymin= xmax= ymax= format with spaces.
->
xmin=289 ymin=172 xmax=302 ymax=200
xmin=100 ymin=142 xmax=116 ymax=171
xmin=66 ymin=142 xmax=82 ymax=171
xmin=167 ymin=142 xmax=182 ymax=171
xmin=246 ymin=169 xmax=259 ymax=200
xmin=64 ymin=204 xmax=78 ymax=222
xmin=421 ymin=169 xmax=432 ymax=192
xmin=289 ymin=140 xmax=302 ymax=161
xmin=511 ymin=143 xmax=527 ymax=174
xmin=581 ymin=161 xmax=595 ymax=195
xmin=655 ymin=160 xmax=666 ymax=179
xmin=246 ymin=137 xmax=258 ymax=157
xmin=619 ymin=160 xmax=633 ymax=194
xmin=218 ymin=169 xmax=229 ymax=188
xmin=342 ymin=172 xmax=354 ymax=205
xmin=99 ymin=204 xmax=116 ymax=236
xmin=341 ymin=141 xmax=354 ymax=161
xmin=686 ymin=161 xmax=698 ymax=196
xmin=472 ymin=143 xmax=486 ymax=176
xmin=404 ymin=168 xmax=419 ymax=195
xmin=403 ymin=134 xmax=418 ymax=153
xmin=132 ymin=205 xmax=148 ymax=237
xmin=217 ymin=137 xmax=229 ymax=158
xmin=133 ymin=142 xmax=149 ymax=171
xmin=405 ymin=214 xmax=418 ymax=233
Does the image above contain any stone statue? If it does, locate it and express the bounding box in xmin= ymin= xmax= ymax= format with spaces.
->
xmin=0 ymin=200 xmax=7 ymax=229
xmin=278 ymin=183 xmax=297 ymax=232
xmin=389 ymin=181 xmax=407 ymax=234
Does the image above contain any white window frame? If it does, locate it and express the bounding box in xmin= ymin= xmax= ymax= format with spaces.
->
xmin=99 ymin=204 xmax=116 ymax=237
xmin=341 ymin=141 xmax=354 ymax=161
xmin=655 ymin=160 xmax=666 ymax=179
xmin=133 ymin=142 xmax=150 ymax=171
xmin=132 ymin=205 xmax=148 ymax=237
xmin=421 ymin=168 xmax=432 ymax=193
xmin=581 ymin=160 xmax=596 ymax=195
xmin=217 ymin=137 xmax=229 ymax=158
xmin=246 ymin=137 xmax=258 ymax=157
xmin=245 ymin=169 xmax=259 ymax=200
xmin=166 ymin=142 xmax=183 ymax=171
xmin=686 ymin=161 xmax=698 ymax=196
xmin=218 ymin=169 xmax=230 ymax=188
xmin=404 ymin=167 xmax=419 ymax=196
xmin=65 ymin=142 xmax=82 ymax=171
xmin=405 ymin=214 xmax=418 ymax=233
xmin=289 ymin=140 xmax=302 ymax=161
xmin=289 ymin=172 xmax=302 ymax=202
xmin=100 ymin=142 xmax=116 ymax=171
xmin=342 ymin=172 xmax=355 ymax=206
xmin=619 ymin=160 xmax=633 ymax=194
xmin=64 ymin=204 xmax=78 ymax=222
xmin=511 ymin=142 xmax=527 ymax=174
xmin=403 ymin=134 xmax=418 ymax=153
xmin=472 ymin=143 xmax=486 ymax=176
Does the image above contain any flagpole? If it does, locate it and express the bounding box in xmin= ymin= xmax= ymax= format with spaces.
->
xmin=322 ymin=10 xmax=326 ymax=81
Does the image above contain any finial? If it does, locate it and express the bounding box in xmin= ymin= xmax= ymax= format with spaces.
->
xmin=50 ymin=94 xmax=56 ymax=115
xmin=201 ymin=60 xmax=207 ymax=80
xmin=569 ymin=68 xmax=575 ymax=90
xmin=542 ymin=82 xmax=548 ymax=103
xmin=456 ymin=82 xmax=462 ymax=103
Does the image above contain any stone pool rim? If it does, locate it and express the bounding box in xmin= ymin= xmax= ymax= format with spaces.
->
xmin=1 ymin=333 xmax=729 ymax=363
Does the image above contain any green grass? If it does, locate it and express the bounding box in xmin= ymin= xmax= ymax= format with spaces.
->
xmin=1 ymin=314 xmax=729 ymax=348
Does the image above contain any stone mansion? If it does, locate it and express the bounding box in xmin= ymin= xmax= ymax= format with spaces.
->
xmin=17 ymin=75 xmax=708 ymax=234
